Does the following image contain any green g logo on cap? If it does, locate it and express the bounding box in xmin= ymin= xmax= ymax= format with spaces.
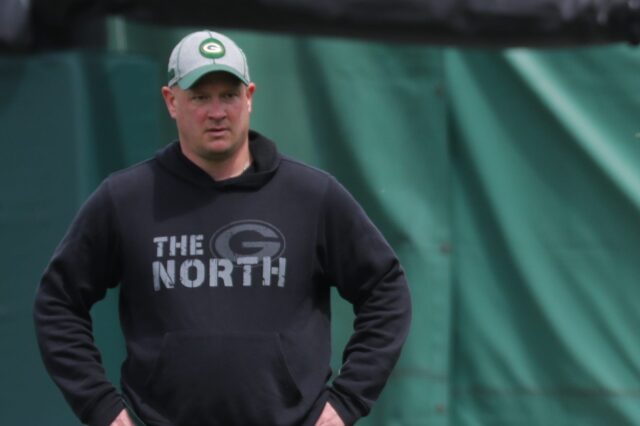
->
xmin=199 ymin=38 xmax=225 ymax=59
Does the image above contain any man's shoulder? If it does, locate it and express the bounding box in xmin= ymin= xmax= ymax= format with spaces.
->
xmin=102 ymin=157 xmax=157 ymax=195
xmin=275 ymin=156 xmax=359 ymax=203
xmin=278 ymin=155 xmax=333 ymax=182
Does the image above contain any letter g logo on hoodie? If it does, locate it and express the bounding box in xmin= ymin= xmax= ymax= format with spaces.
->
xmin=210 ymin=220 xmax=286 ymax=265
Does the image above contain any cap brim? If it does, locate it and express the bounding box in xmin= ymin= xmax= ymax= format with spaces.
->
xmin=177 ymin=64 xmax=249 ymax=89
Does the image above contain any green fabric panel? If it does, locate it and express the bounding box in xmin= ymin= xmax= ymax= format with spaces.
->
xmin=0 ymin=23 xmax=449 ymax=424
xmin=0 ymin=52 xmax=161 ymax=424
xmin=446 ymin=46 xmax=640 ymax=425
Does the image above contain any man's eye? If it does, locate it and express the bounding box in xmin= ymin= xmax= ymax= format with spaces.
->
xmin=192 ymin=95 xmax=208 ymax=101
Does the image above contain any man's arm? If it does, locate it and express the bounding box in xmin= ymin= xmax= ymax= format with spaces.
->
xmin=318 ymin=177 xmax=412 ymax=425
xmin=33 ymin=182 xmax=125 ymax=426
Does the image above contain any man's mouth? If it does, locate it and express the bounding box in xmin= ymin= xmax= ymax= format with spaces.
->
xmin=206 ymin=127 xmax=229 ymax=135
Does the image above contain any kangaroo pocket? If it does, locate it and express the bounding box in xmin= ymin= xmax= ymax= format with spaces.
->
xmin=146 ymin=331 xmax=303 ymax=426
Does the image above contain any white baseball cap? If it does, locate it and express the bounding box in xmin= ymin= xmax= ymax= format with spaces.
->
xmin=167 ymin=30 xmax=251 ymax=89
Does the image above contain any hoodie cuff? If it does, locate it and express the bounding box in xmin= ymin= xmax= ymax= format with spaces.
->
xmin=328 ymin=387 xmax=367 ymax=426
xmin=83 ymin=393 xmax=126 ymax=426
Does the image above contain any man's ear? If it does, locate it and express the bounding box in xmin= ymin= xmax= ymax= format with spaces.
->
xmin=161 ymin=86 xmax=178 ymax=119
xmin=246 ymin=83 xmax=256 ymax=113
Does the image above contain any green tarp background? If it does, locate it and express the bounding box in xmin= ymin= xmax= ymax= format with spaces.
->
xmin=1 ymin=19 xmax=639 ymax=425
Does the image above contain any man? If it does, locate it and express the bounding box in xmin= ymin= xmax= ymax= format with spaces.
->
xmin=34 ymin=30 xmax=411 ymax=426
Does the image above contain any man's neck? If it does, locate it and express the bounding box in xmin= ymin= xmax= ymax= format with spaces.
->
xmin=209 ymin=156 xmax=252 ymax=181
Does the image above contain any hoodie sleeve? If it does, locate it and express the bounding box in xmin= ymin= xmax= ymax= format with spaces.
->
xmin=318 ymin=177 xmax=412 ymax=425
xmin=33 ymin=180 xmax=125 ymax=426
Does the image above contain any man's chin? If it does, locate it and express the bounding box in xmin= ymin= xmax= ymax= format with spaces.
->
xmin=200 ymin=145 xmax=237 ymax=162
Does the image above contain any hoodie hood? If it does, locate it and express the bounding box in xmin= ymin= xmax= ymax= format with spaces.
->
xmin=155 ymin=130 xmax=281 ymax=190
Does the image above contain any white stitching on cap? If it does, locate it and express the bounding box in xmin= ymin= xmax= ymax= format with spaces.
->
xmin=208 ymin=30 xmax=217 ymax=65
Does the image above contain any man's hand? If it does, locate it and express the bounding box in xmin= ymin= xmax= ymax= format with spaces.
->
xmin=110 ymin=409 xmax=135 ymax=426
xmin=314 ymin=402 xmax=346 ymax=426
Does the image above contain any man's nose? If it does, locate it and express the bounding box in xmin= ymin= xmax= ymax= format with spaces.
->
xmin=207 ymin=99 xmax=226 ymax=120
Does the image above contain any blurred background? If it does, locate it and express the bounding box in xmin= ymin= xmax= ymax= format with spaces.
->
xmin=1 ymin=1 xmax=640 ymax=425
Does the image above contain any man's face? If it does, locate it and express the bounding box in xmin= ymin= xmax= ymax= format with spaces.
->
xmin=162 ymin=72 xmax=256 ymax=164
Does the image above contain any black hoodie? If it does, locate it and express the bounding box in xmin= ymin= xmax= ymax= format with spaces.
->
xmin=34 ymin=131 xmax=412 ymax=426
